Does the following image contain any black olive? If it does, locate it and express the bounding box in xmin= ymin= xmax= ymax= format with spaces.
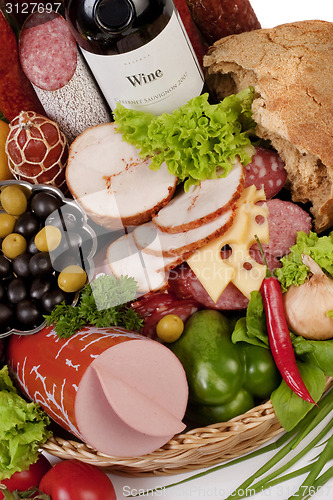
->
xmin=0 ymin=255 xmax=12 ymax=279
xmin=30 ymin=192 xmax=61 ymax=220
xmin=0 ymin=284 xmax=5 ymax=301
xmin=27 ymin=236 xmax=39 ymax=255
xmin=13 ymin=252 xmax=32 ymax=278
xmin=41 ymin=288 xmax=67 ymax=314
xmin=7 ymin=278 xmax=28 ymax=304
xmin=30 ymin=276 xmax=56 ymax=301
xmin=0 ymin=302 xmax=13 ymax=330
xmin=29 ymin=252 xmax=52 ymax=276
xmin=14 ymin=212 xmax=40 ymax=239
xmin=16 ymin=299 xmax=42 ymax=327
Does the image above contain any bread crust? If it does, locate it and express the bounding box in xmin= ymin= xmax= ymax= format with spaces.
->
xmin=204 ymin=20 xmax=333 ymax=232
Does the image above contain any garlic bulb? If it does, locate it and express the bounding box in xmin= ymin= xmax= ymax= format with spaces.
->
xmin=283 ymin=254 xmax=333 ymax=340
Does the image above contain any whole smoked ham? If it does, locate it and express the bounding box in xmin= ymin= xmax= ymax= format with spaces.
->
xmin=7 ymin=325 xmax=188 ymax=458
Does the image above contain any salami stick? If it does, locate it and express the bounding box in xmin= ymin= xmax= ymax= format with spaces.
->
xmin=186 ymin=0 xmax=261 ymax=45
xmin=19 ymin=12 xmax=111 ymax=142
xmin=173 ymin=0 xmax=208 ymax=65
xmin=0 ymin=11 xmax=44 ymax=121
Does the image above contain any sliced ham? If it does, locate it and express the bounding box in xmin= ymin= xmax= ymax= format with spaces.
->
xmin=133 ymin=207 xmax=235 ymax=257
xmin=66 ymin=123 xmax=177 ymax=229
xmin=106 ymin=233 xmax=179 ymax=293
xmin=152 ymin=160 xmax=244 ymax=233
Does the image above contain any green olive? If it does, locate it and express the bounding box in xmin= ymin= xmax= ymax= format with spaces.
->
xmin=2 ymin=232 xmax=27 ymax=259
xmin=0 ymin=212 xmax=16 ymax=238
xmin=58 ymin=265 xmax=87 ymax=293
xmin=35 ymin=225 xmax=62 ymax=252
xmin=156 ymin=314 xmax=184 ymax=343
xmin=1 ymin=185 xmax=27 ymax=215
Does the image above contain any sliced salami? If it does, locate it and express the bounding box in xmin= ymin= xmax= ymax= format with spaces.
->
xmin=244 ymin=147 xmax=287 ymax=199
xmin=168 ymin=263 xmax=249 ymax=310
xmin=19 ymin=12 xmax=77 ymax=91
xmin=253 ymin=199 xmax=312 ymax=258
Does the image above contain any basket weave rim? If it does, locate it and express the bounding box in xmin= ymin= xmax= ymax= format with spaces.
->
xmin=41 ymin=378 xmax=333 ymax=476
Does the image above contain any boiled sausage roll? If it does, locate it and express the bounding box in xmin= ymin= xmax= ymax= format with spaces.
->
xmin=7 ymin=325 xmax=188 ymax=458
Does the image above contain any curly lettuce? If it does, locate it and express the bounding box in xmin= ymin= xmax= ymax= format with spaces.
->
xmin=0 ymin=366 xmax=52 ymax=480
xmin=113 ymin=88 xmax=256 ymax=190
xmin=275 ymin=230 xmax=333 ymax=292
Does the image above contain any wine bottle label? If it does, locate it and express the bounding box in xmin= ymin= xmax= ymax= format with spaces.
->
xmin=81 ymin=11 xmax=204 ymax=114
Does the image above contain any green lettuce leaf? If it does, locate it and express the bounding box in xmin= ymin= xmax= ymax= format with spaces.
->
xmin=275 ymin=231 xmax=333 ymax=292
xmin=0 ymin=366 xmax=52 ymax=480
xmin=231 ymin=291 xmax=268 ymax=348
xmin=271 ymin=361 xmax=325 ymax=431
xmin=113 ymin=88 xmax=256 ymax=190
xmin=291 ymin=334 xmax=333 ymax=377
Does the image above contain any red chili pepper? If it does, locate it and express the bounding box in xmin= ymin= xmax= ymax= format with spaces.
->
xmin=260 ymin=275 xmax=315 ymax=404
xmin=254 ymin=235 xmax=316 ymax=405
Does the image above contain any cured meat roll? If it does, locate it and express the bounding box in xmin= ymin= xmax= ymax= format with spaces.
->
xmin=19 ymin=12 xmax=111 ymax=142
xmin=7 ymin=325 xmax=188 ymax=458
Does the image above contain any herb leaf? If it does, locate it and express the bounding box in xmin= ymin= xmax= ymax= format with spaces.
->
xmin=44 ymin=275 xmax=143 ymax=338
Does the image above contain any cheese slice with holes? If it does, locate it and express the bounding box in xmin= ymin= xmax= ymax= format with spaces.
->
xmin=186 ymin=186 xmax=269 ymax=301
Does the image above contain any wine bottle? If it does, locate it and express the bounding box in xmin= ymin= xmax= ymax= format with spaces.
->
xmin=64 ymin=0 xmax=204 ymax=114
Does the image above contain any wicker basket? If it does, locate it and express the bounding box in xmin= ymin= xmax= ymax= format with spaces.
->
xmin=41 ymin=379 xmax=333 ymax=476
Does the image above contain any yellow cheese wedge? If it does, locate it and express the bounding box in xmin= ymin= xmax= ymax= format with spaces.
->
xmin=186 ymin=186 xmax=269 ymax=301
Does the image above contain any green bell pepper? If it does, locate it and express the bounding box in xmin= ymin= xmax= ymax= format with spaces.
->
xmin=170 ymin=310 xmax=281 ymax=426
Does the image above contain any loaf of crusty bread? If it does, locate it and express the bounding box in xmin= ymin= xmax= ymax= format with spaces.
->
xmin=204 ymin=20 xmax=333 ymax=232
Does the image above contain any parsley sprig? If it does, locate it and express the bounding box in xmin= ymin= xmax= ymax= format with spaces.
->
xmin=44 ymin=275 xmax=143 ymax=338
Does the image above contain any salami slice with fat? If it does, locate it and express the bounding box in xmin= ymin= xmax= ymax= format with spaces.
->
xmin=19 ymin=12 xmax=77 ymax=91
xmin=244 ymin=147 xmax=287 ymax=199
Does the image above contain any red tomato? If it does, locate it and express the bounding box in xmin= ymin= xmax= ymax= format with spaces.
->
xmin=39 ymin=460 xmax=117 ymax=500
xmin=0 ymin=454 xmax=52 ymax=499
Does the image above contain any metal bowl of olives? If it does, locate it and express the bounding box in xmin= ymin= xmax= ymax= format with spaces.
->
xmin=0 ymin=180 xmax=97 ymax=339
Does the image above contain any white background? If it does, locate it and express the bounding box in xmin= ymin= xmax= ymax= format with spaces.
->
xmin=45 ymin=1 xmax=333 ymax=498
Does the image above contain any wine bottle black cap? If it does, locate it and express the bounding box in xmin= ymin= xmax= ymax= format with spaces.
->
xmin=94 ymin=0 xmax=134 ymax=32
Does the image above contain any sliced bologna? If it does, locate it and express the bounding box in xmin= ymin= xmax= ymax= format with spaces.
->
xmin=7 ymin=325 xmax=188 ymax=458
xmin=107 ymin=233 xmax=179 ymax=293
xmin=152 ymin=161 xmax=244 ymax=233
xmin=244 ymin=146 xmax=287 ymax=199
xmin=19 ymin=12 xmax=77 ymax=91
xmin=133 ymin=207 xmax=235 ymax=257
xmin=66 ymin=123 xmax=177 ymax=229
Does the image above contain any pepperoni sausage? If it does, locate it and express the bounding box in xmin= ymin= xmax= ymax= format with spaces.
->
xmin=186 ymin=0 xmax=261 ymax=45
xmin=0 ymin=12 xmax=44 ymax=121
xmin=245 ymin=147 xmax=287 ymax=199
xmin=19 ymin=12 xmax=78 ymax=91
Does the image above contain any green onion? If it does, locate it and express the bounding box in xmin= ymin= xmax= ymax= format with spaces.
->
xmin=288 ymin=434 xmax=333 ymax=499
